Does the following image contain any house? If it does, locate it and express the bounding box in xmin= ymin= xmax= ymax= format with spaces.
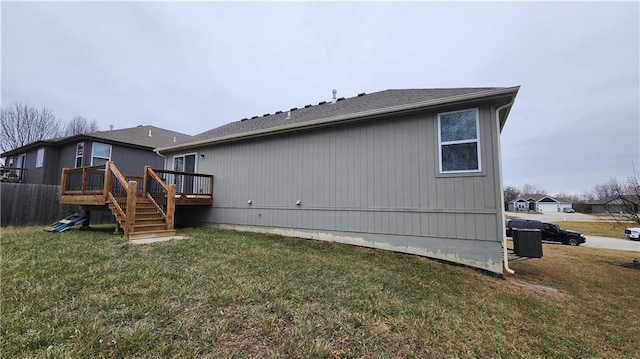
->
xmin=589 ymin=195 xmax=640 ymax=214
xmin=1 ymin=125 xmax=193 ymax=185
xmin=507 ymin=194 xmax=573 ymax=213
xmin=155 ymin=87 xmax=520 ymax=275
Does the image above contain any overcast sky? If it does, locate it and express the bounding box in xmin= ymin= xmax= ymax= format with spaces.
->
xmin=2 ymin=1 xmax=638 ymax=195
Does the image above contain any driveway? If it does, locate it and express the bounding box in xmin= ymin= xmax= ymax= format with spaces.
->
xmin=582 ymin=236 xmax=640 ymax=252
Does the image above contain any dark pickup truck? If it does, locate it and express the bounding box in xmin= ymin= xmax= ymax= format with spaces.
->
xmin=505 ymin=219 xmax=586 ymax=246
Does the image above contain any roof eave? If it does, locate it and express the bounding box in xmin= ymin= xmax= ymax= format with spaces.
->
xmin=157 ymin=86 xmax=520 ymax=153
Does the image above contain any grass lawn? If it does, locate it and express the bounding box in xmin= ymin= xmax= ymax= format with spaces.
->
xmin=2 ymin=226 xmax=639 ymax=358
xmin=552 ymin=221 xmax=630 ymax=238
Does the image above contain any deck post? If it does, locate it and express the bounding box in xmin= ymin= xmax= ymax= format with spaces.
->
xmin=166 ymin=183 xmax=176 ymax=230
xmin=103 ymin=162 xmax=112 ymax=202
xmin=126 ymin=180 xmax=137 ymax=237
xmin=142 ymin=166 xmax=151 ymax=195
xmin=60 ymin=168 xmax=69 ymax=195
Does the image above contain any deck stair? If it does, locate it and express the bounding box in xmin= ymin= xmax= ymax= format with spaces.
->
xmin=59 ymin=161 xmax=213 ymax=240
xmin=108 ymin=196 xmax=176 ymax=239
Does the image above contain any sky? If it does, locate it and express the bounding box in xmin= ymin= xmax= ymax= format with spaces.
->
xmin=1 ymin=1 xmax=638 ymax=195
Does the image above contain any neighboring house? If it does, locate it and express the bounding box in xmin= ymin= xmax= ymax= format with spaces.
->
xmin=1 ymin=125 xmax=193 ymax=185
xmin=157 ymin=87 xmax=520 ymax=275
xmin=589 ymin=195 xmax=640 ymax=214
xmin=507 ymin=194 xmax=572 ymax=213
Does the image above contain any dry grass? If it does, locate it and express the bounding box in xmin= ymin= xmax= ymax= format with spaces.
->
xmin=553 ymin=221 xmax=629 ymax=238
xmin=2 ymin=226 xmax=639 ymax=358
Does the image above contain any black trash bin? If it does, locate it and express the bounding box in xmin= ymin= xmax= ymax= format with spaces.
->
xmin=512 ymin=229 xmax=543 ymax=258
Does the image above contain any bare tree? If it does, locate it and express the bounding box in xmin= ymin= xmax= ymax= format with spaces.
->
xmin=63 ymin=116 xmax=99 ymax=136
xmin=521 ymin=183 xmax=546 ymax=195
xmin=608 ymin=168 xmax=640 ymax=225
xmin=504 ymin=185 xmax=521 ymax=203
xmin=592 ymin=178 xmax=621 ymax=200
xmin=552 ymin=192 xmax=585 ymax=203
xmin=0 ymin=103 xmax=62 ymax=152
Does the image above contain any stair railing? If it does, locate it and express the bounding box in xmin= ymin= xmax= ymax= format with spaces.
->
xmin=103 ymin=161 xmax=137 ymax=235
xmin=142 ymin=166 xmax=176 ymax=230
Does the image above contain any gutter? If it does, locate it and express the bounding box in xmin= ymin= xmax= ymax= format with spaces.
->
xmin=495 ymin=100 xmax=516 ymax=275
xmin=156 ymin=86 xmax=520 ymax=154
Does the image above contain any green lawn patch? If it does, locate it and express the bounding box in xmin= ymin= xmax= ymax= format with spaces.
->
xmin=2 ymin=227 xmax=639 ymax=358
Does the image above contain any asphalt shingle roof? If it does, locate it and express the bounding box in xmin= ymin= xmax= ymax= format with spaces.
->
xmin=85 ymin=125 xmax=193 ymax=148
xmin=1 ymin=125 xmax=193 ymax=157
xmin=192 ymin=88 xmax=506 ymax=142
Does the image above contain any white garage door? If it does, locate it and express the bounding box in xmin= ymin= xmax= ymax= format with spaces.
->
xmin=538 ymin=203 xmax=560 ymax=213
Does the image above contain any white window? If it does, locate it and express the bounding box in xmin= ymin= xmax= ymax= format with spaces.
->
xmin=36 ymin=148 xmax=45 ymax=168
xmin=75 ymin=142 xmax=84 ymax=168
xmin=91 ymin=142 xmax=112 ymax=166
xmin=438 ymin=108 xmax=481 ymax=173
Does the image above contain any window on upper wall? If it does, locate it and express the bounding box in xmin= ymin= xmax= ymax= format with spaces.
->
xmin=438 ymin=108 xmax=481 ymax=173
xmin=91 ymin=142 xmax=112 ymax=166
xmin=75 ymin=142 xmax=84 ymax=168
xmin=36 ymin=148 xmax=45 ymax=168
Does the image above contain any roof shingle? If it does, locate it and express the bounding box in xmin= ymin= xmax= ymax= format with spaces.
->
xmin=192 ymin=88 xmax=505 ymax=142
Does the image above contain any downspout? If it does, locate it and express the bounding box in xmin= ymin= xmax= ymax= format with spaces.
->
xmin=496 ymin=100 xmax=516 ymax=275
xmin=154 ymin=148 xmax=167 ymax=166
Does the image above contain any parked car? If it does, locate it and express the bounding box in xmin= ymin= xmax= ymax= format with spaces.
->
xmin=562 ymin=207 xmax=576 ymax=213
xmin=505 ymin=219 xmax=586 ymax=246
xmin=624 ymin=227 xmax=640 ymax=241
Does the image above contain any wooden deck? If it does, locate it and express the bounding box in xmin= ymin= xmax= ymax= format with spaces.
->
xmin=60 ymin=166 xmax=214 ymax=207
xmin=59 ymin=163 xmax=213 ymax=239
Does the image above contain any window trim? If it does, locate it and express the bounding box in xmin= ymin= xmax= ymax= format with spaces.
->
xmin=90 ymin=142 xmax=112 ymax=166
xmin=36 ymin=148 xmax=45 ymax=168
xmin=437 ymin=108 xmax=482 ymax=174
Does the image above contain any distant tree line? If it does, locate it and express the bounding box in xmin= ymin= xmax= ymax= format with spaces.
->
xmin=0 ymin=102 xmax=99 ymax=152
xmin=505 ymin=168 xmax=640 ymax=224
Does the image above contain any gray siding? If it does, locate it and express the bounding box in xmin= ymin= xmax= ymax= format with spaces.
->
xmin=110 ymin=145 xmax=164 ymax=176
xmin=169 ymin=104 xmax=504 ymax=274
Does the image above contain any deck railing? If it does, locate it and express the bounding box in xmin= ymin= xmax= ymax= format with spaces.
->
xmin=61 ymin=165 xmax=105 ymax=194
xmin=0 ymin=167 xmax=28 ymax=183
xmin=153 ymin=169 xmax=214 ymax=197
xmin=103 ymin=161 xmax=136 ymax=235
xmin=143 ymin=166 xmax=176 ymax=230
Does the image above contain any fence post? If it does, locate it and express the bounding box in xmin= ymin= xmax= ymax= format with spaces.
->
xmin=166 ymin=183 xmax=176 ymax=230
xmin=126 ymin=181 xmax=137 ymax=237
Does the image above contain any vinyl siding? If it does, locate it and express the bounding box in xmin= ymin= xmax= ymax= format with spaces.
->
xmin=169 ymin=103 xmax=504 ymax=274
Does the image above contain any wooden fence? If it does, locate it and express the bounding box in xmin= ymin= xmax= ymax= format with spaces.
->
xmin=1 ymin=183 xmax=113 ymax=227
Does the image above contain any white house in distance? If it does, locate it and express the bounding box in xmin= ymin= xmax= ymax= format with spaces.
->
xmin=157 ymin=87 xmax=520 ymax=276
xmin=507 ymin=194 xmax=573 ymax=213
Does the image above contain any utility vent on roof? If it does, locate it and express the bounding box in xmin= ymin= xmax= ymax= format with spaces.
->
xmin=290 ymin=107 xmax=298 ymax=111
xmin=148 ymin=130 xmax=152 ymax=137
xmin=263 ymin=113 xmax=270 ymax=117
xmin=240 ymin=118 xmax=249 ymax=121
xmin=319 ymin=101 xmax=327 ymax=105
xmin=337 ymin=97 xmax=345 ymax=101
xmin=251 ymin=116 xmax=259 ymax=119
xmin=304 ymin=104 xmax=312 ymax=108
xmin=275 ymin=111 xmax=282 ymax=114
xmin=357 ymin=92 xmax=366 ymax=97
